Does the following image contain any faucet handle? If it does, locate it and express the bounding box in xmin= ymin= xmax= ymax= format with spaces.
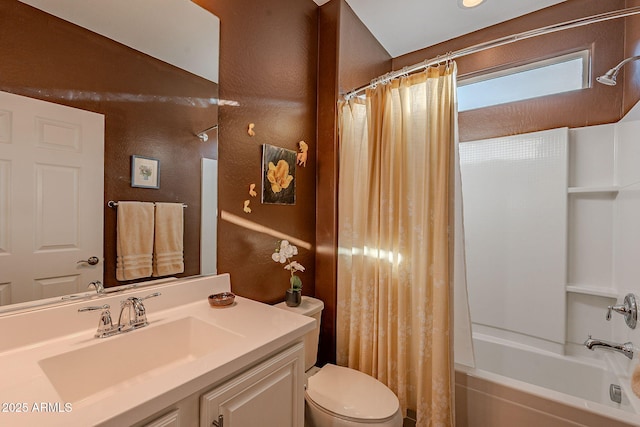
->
xmin=120 ymin=292 xmax=161 ymax=307
xmin=78 ymin=304 xmax=110 ymax=312
xmin=606 ymin=306 xmax=615 ymax=321
xmin=141 ymin=292 xmax=161 ymax=301
xmin=134 ymin=292 xmax=161 ymax=321
xmin=87 ymin=280 xmax=104 ymax=294
xmin=78 ymin=304 xmax=117 ymax=338
xmin=608 ymin=303 xmax=629 ymax=317
xmin=606 ymin=293 xmax=637 ymax=329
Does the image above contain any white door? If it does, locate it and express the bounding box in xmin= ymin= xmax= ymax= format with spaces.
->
xmin=0 ymin=91 xmax=104 ymax=305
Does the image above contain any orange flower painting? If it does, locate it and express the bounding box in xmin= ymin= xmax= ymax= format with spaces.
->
xmin=262 ymin=144 xmax=296 ymax=205
xmin=267 ymin=160 xmax=293 ymax=193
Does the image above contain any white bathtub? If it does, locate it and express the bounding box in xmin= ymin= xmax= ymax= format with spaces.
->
xmin=455 ymin=333 xmax=640 ymax=426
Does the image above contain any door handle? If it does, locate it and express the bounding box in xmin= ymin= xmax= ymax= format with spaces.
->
xmin=77 ymin=256 xmax=99 ymax=266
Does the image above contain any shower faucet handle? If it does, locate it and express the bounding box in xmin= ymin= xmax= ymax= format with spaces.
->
xmin=606 ymin=293 xmax=637 ymax=329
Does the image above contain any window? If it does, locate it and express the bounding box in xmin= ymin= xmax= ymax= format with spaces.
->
xmin=457 ymin=50 xmax=590 ymax=112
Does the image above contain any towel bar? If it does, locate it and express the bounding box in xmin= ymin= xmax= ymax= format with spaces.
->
xmin=107 ymin=201 xmax=187 ymax=208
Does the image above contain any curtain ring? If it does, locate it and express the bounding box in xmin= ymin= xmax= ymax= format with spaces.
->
xmin=444 ymin=52 xmax=452 ymax=70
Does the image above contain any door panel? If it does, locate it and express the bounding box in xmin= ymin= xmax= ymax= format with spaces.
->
xmin=0 ymin=91 xmax=104 ymax=305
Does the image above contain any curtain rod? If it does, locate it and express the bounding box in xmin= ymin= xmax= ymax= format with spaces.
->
xmin=345 ymin=6 xmax=640 ymax=100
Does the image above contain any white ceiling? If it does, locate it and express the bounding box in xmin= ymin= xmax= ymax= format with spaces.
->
xmin=19 ymin=0 xmax=220 ymax=83
xmin=315 ymin=0 xmax=567 ymax=58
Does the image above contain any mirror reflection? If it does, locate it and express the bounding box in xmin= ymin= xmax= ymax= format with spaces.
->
xmin=0 ymin=0 xmax=220 ymax=311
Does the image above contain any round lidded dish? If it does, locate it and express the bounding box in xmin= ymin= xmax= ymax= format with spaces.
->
xmin=208 ymin=292 xmax=235 ymax=307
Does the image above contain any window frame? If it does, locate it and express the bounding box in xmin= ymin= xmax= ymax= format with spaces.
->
xmin=457 ymin=49 xmax=591 ymax=112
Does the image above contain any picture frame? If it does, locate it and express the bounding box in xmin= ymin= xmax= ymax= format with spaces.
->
xmin=131 ymin=155 xmax=160 ymax=189
xmin=262 ymin=144 xmax=296 ymax=205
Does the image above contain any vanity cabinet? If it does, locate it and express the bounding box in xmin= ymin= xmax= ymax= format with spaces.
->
xmin=0 ymin=275 xmax=315 ymax=427
xmin=143 ymin=409 xmax=181 ymax=427
xmin=134 ymin=342 xmax=305 ymax=427
xmin=200 ymin=343 xmax=304 ymax=427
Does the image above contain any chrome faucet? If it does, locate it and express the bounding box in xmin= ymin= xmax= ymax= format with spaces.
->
xmin=606 ymin=293 xmax=637 ymax=329
xmin=87 ymin=280 xmax=104 ymax=294
xmin=79 ymin=292 xmax=161 ymax=338
xmin=78 ymin=304 xmax=118 ymax=338
xmin=118 ymin=292 xmax=160 ymax=332
xmin=584 ymin=335 xmax=634 ymax=360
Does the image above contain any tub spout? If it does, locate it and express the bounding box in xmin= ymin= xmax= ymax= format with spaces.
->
xmin=584 ymin=335 xmax=634 ymax=359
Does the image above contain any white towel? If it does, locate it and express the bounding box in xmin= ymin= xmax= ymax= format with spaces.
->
xmin=116 ymin=202 xmax=154 ymax=281
xmin=152 ymin=202 xmax=184 ymax=277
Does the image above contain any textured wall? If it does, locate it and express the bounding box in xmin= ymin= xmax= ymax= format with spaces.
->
xmin=0 ymin=0 xmax=218 ymax=287
xmin=316 ymin=0 xmax=391 ymax=364
xmin=624 ymin=0 xmax=640 ymax=115
xmin=393 ymin=0 xmax=628 ymax=142
xmin=195 ymin=0 xmax=319 ymax=303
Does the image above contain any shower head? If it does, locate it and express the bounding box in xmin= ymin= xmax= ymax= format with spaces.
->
xmin=596 ymin=55 xmax=640 ymax=86
xmin=596 ymin=69 xmax=618 ymax=86
xmin=196 ymin=124 xmax=218 ymax=142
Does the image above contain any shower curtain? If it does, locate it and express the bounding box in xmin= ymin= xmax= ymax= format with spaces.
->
xmin=337 ymin=64 xmax=457 ymax=426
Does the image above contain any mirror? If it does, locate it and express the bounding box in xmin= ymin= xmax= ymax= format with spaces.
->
xmin=0 ymin=0 xmax=220 ymax=312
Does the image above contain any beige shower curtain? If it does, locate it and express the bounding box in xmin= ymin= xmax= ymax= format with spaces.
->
xmin=337 ymin=64 xmax=456 ymax=426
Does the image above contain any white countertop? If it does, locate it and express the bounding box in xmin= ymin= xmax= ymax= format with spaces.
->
xmin=0 ymin=274 xmax=315 ymax=426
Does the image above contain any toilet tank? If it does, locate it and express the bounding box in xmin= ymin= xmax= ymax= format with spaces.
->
xmin=274 ymin=296 xmax=324 ymax=371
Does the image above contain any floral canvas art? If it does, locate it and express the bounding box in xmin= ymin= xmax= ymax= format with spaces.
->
xmin=262 ymin=144 xmax=296 ymax=205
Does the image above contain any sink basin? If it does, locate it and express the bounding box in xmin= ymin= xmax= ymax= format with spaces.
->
xmin=38 ymin=317 xmax=242 ymax=402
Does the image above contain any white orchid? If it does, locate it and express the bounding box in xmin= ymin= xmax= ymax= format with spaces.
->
xmin=271 ymin=240 xmax=304 ymax=290
xmin=271 ymin=251 xmax=287 ymax=263
xmin=284 ymin=261 xmax=305 ymax=273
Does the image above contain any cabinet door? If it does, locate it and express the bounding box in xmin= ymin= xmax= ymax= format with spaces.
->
xmin=200 ymin=343 xmax=304 ymax=427
xmin=143 ymin=409 xmax=180 ymax=427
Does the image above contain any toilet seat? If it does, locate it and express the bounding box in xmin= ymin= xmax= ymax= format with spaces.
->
xmin=305 ymin=364 xmax=400 ymax=422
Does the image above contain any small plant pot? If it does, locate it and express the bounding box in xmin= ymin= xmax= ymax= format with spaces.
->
xmin=285 ymin=289 xmax=302 ymax=307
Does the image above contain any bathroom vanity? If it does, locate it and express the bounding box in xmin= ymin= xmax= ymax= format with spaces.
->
xmin=0 ymin=274 xmax=314 ymax=426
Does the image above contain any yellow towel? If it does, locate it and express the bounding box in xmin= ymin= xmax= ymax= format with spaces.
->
xmin=152 ymin=202 xmax=184 ymax=277
xmin=632 ymin=363 xmax=640 ymax=398
xmin=116 ymin=202 xmax=154 ymax=281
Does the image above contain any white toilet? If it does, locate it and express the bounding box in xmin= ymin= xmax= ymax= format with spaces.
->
xmin=275 ymin=297 xmax=403 ymax=427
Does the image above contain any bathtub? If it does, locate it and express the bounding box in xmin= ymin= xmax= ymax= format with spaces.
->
xmin=455 ymin=333 xmax=640 ymax=426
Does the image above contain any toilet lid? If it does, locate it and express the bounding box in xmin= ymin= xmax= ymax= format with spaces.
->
xmin=306 ymin=364 xmax=399 ymax=421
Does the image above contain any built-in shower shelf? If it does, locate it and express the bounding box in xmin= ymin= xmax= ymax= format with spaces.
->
xmin=566 ymin=284 xmax=618 ymax=298
xmin=567 ymin=186 xmax=619 ymax=194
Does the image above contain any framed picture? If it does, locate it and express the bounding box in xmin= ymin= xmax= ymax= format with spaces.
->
xmin=262 ymin=144 xmax=296 ymax=205
xmin=131 ymin=155 xmax=160 ymax=189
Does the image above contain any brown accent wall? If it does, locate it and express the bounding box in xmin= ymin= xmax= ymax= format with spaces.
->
xmin=0 ymin=1 xmax=218 ymax=287
xmin=393 ymin=0 xmax=627 ymax=142
xmin=624 ymin=0 xmax=640 ymax=115
xmin=194 ymin=0 xmax=319 ymax=303
xmin=337 ymin=3 xmax=393 ymax=95
xmin=316 ymin=0 xmax=391 ymax=364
